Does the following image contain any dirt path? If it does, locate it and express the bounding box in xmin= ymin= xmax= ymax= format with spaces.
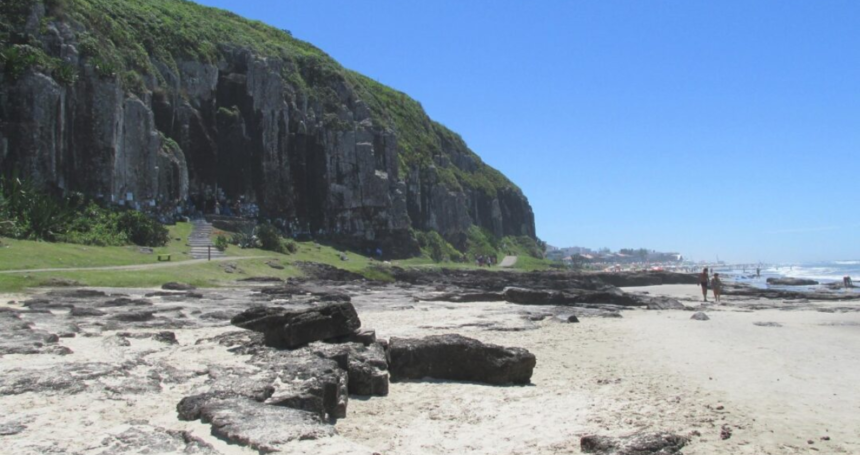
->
xmin=0 ymin=256 xmax=271 ymax=274
xmin=499 ymin=255 xmax=518 ymax=267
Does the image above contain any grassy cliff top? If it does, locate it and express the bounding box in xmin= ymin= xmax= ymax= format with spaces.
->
xmin=1 ymin=0 xmax=521 ymax=198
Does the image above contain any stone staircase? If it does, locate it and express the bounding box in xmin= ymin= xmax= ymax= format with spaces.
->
xmin=189 ymin=219 xmax=225 ymax=260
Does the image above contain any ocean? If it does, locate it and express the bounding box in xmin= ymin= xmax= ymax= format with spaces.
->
xmin=715 ymin=260 xmax=859 ymax=290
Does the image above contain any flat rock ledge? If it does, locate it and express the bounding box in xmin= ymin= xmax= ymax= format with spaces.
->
xmin=388 ymin=334 xmax=536 ymax=385
xmin=418 ymin=286 xmax=684 ymax=310
xmin=581 ymin=432 xmax=688 ymax=454
xmin=766 ymin=277 xmax=819 ymax=286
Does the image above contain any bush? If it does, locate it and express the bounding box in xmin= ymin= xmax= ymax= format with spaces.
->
xmin=214 ymin=234 xmax=229 ymax=252
xmin=232 ymin=222 xmax=258 ymax=248
xmin=283 ymin=239 xmax=298 ymax=254
xmin=256 ymin=223 xmax=284 ymax=253
xmin=61 ymin=202 xmax=129 ymax=246
xmin=0 ymin=176 xmax=168 ymax=247
xmin=0 ymin=176 xmax=74 ymax=241
xmin=115 ymin=211 xmax=169 ymax=247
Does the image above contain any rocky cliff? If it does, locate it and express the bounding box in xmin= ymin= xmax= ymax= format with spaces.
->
xmin=0 ymin=0 xmax=535 ymax=256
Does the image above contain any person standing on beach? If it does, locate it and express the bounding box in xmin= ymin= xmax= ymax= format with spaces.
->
xmin=712 ymin=273 xmax=723 ymax=303
xmin=699 ymin=267 xmax=709 ymax=302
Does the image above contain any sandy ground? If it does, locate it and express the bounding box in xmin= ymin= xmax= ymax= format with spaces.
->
xmin=1 ymin=284 xmax=859 ymax=454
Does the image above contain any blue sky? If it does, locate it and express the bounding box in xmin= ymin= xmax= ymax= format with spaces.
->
xmin=198 ymin=1 xmax=860 ymax=263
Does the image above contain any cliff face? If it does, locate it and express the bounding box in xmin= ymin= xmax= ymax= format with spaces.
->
xmin=0 ymin=0 xmax=535 ymax=256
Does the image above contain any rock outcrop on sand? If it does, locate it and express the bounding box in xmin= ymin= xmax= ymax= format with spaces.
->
xmin=766 ymin=277 xmax=819 ymax=286
xmin=230 ymin=302 xmax=361 ymax=349
xmin=388 ymin=334 xmax=536 ymax=385
xmin=3 ymin=270 xmax=860 ymax=453
xmin=580 ymin=432 xmax=688 ymax=454
xmin=722 ymin=283 xmax=857 ymax=301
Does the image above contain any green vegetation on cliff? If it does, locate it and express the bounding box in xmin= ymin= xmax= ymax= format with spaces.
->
xmin=0 ymin=0 xmax=522 ymax=199
xmin=0 ymin=177 xmax=169 ymax=247
xmin=413 ymin=226 xmax=546 ymax=265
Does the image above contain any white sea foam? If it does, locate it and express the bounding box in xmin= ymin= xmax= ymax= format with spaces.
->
xmin=775 ymin=262 xmax=859 ymax=282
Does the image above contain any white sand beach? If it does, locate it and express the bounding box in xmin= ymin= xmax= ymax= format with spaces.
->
xmin=1 ymin=284 xmax=859 ymax=454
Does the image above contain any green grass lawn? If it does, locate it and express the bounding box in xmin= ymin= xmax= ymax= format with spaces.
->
xmin=0 ymin=223 xmax=193 ymax=271
xmin=0 ymin=257 xmax=294 ymax=292
xmin=0 ymin=226 xmax=389 ymax=292
xmin=0 ymin=223 xmax=553 ymax=293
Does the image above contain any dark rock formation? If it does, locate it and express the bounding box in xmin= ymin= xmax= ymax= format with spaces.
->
xmin=580 ymin=432 xmax=687 ymax=454
xmin=306 ymin=342 xmax=390 ymax=396
xmin=0 ymin=1 xmax=536 ymax=255
xmin=96 ymin=297 xmax=153 ymax=307
xmin=643 ymin=296 xmax=686 ymax=310
xmin=502 ymin=287 xmax=568 ymax=305
xmin=109 ymin=311 xmax=155 ymax=322
xmin=590 ymin=271 xmax=699 ymax=287
xmin=387 ymin=334 xmax=535 ymax=385
xmin=257 ymin=283 xmax=351 ymax=302
xmin=766 ymin=277 xmax=819 ymax=286
xmin=722 ymin=283 xmax=859 ymax=301
xmin=231 ymin=303 xmax=361 ymax=349
xmin=162 ymin=282 xmax=197 ymax=291
xmin=0 ymin=310 xmax=68 ymax=356
xmin=69 ymin=307 xmax=106 ymax=317
xmin=418 ymin=284 xmax=666 ymax=309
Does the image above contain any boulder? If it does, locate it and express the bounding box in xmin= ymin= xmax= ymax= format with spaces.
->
xmin=308 ymin=342 xmax=390 ymax=396
xmin=326 ymin=328 xmax=377 ymax=346
xmin=555 ymin=314 xmax=580 ymax=323
xmin=502 ymin=287 xmax=567 ymax=305
xmin=644 ymin=296 xmax=686 ymax=310
xmin=690 ymin=312 xmax=710 ymax=321
xmin=237 ymin=276 xmax=284 ymax=283
xmin=46 ymin=289 xmax=107 ymax=298
xmin=231 ymin=303 xmax=361 ymax=349
xmin=387 ymin=334 xmax=535 ymax=385
xmin=766 ymin=277 xmax=819 ymax=286
xmin=69 ymin=307 xmax=106 ymax=317
xmin=162 ymin=282 xmax=197 ymax=291
xmin=109 ymin=311 xmax=155 ymax=322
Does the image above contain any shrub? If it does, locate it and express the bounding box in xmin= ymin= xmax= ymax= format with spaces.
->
xmin=232 ymin=222 xmax=258 ymax=248
xmin=283 ymin=239 xmax=298 ymax=254
xmin=115 ymin=211 xmax=169 ymax=247
xmin=61 ymin=202 xmax=129 ymax=246
xmin=0 ymin=176 xmax=168 ymax=246
xmin=256 ymin=223 xmax=283 ymax=253
xmin=214 ymin=234 xmax=229 ymax=252
xmin=52 ymin=63 xmax=78 ymax=85
xmin=0 ymin=176 xmax=74 ymax=241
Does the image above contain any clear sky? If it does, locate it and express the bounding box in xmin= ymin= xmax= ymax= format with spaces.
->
xmin=197 ymin=0 xmax=859 ymax=263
